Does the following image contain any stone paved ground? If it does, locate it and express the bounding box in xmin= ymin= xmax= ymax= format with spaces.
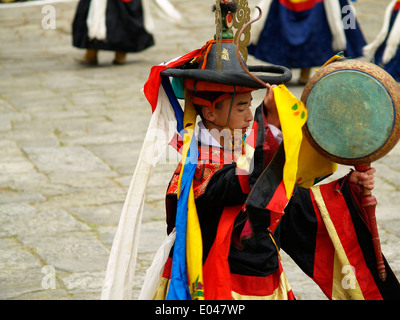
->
xmin=0 ymin=0 xmax=398 ymax=300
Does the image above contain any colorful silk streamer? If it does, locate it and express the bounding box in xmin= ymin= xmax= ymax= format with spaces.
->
xmin=166 ymin=132 xmax=197 ymax=300
xmin=161 ymin=76 xmax=184 ymax=133
xmin=167 ymin=92 xmax=204 ymax=300
xmin=273 ymin=84 xmax=307 ymax=199
xmin=271 ymin=84 xmax=337 ymax=205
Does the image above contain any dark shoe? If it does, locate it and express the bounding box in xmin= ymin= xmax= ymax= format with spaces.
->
xmin=113 ymin=52 xmax=126 ymax=65
xmin=74 ymin=56 xmax=98 ymax=65
xmin=75 ymin=49 xmax=98 ymax=65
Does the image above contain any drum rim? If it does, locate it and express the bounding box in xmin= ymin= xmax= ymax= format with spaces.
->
xmin=301 ymin=59 xmax=400 ymax=165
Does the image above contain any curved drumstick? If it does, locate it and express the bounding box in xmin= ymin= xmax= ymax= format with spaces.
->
xmin=235 ymin=6 xmax=270 ymax=90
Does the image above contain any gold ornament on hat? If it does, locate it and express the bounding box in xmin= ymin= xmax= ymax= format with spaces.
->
xmin=214 ymin=1 xmax=223 ymax=71
xmin=214 ymin=1 xmax=251 ymax=70
xmin=233 ymin=0 xmax=251 ymax=62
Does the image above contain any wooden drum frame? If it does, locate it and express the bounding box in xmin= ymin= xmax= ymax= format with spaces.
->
xmin=301 ymin=58 xmax=400 ymax=281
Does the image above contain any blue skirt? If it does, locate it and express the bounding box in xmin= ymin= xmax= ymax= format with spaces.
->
xmin=248 ymin=0 xmax=366 ymax=68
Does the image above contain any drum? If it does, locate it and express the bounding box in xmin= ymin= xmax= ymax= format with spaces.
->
xmin=301 ymin=58 xmax=400 ymax=281
xmin=301 ymin=59 xmax=400 ymax=165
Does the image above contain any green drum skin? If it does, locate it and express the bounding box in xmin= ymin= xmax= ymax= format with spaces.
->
xmin=306 ymin=70 xmax=394 ymax=159
xmin=301 ymin=59 xmax=400 ymax=165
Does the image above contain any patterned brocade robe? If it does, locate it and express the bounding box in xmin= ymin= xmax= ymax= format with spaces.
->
xmin=153 ymin=104 xmax=400 ymax=300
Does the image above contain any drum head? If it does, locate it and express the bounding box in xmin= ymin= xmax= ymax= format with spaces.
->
xmin=301 ymin=59 xmax=400 ymax=165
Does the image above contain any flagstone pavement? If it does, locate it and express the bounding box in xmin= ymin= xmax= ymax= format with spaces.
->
xmin=0 ymin=0 xmax=398 ymax=300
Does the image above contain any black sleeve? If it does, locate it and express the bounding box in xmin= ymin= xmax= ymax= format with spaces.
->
xmin=196 ymin=163 xmax=248 ymax=208
xmin=278 ymin=186 xmax=318 ymax=277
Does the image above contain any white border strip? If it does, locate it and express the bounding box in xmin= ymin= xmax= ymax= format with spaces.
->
xmin=0 ymin=0 xmax=78 ymax=9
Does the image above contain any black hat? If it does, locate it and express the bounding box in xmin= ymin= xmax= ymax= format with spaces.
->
xmin=161 ymin=40 xmax=292 ymax=89
xmin=160 ymin=1 xmax=292 ymax=89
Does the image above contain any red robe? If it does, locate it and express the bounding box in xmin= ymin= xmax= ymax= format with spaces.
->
xmin=154 ymin=104 xmax=400 ymax=300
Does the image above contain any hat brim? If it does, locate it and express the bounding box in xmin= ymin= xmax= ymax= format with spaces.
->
xmin=161 ymin=64 xmax=292 ymax=88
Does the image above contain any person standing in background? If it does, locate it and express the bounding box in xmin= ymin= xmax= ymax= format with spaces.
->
xmin=248 ymin=0 xmax=366 ymax=84
xmin=72 ymin=0 xmax=180 ymax=65
xmin=363 ymin=0 xmax=400 ymax=82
